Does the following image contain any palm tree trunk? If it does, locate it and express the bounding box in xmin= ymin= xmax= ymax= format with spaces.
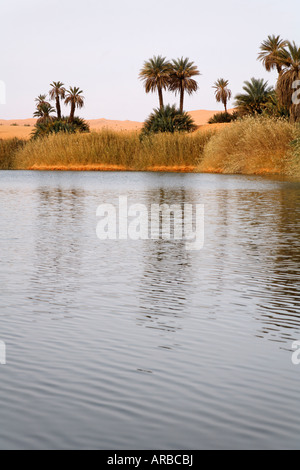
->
xmin=290 ymin=104 xmax=297 ymax=124
xmin=69 ymin=102 xmax=75 ymax=123
xmin=224 ymin=101 xmax=227 ymax=113
xmin=180 ymin=83 xmax=184 ymax=113
xmin=158 ymin=87 xmax=164 ymax=109
xmin=56 ymin=96 xmax=61 ymax=120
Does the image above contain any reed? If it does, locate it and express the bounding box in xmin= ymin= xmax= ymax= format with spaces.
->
xmin=0 ymin=138 xmax=27 ymax=170
xmin=289 ymin=132 xmax=300 ymax=175
xmin=13 ymin=129 xmax=214 ymax=171
xmin=3 ymin=119 xmax=300 ymax=176
xmin=198 ymin=116 xmax=299 ymax=175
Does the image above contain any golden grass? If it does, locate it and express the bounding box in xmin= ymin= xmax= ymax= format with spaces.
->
xmin=13 ymin=129 xmax=214 ymax=171
xmin=2 ymin=118 xmax=300 ymax=177
xmin=289 ymin=136 xmax=300 ymax=176
xmin=198 ymin=116 xmax=298 ymax=175
xmin=0 ymin=138 xmax=27 ymax=169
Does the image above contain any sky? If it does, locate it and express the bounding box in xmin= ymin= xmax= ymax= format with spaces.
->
xmin=1 ymin=0 xmax=299 ymax=121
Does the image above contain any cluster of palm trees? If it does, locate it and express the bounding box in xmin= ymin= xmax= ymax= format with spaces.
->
xmin=139 ymin=56 xmax=200 ymax=113
xmin=222 ymin=35 xmax=300 ymax=121
xmin=34 ymin=82 xmax=85 ymax=123
xmin=258 ymin=35 xmax=300 ymax=122
xmin=140 ymin=37 xmax=300 ymax=125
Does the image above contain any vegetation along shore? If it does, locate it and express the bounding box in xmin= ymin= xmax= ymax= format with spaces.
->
xmin=1 ymin=35 xmax=300 ymax=177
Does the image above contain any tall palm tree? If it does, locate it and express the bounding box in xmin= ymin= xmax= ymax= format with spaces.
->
xmin=213 ymin=79 xmax=232 ymax=113
xmin=139 ymin=56 xmax=172 ymax=109
xmin=33 ymin=102 xmax=56 ymax=124
xmin=234 ymin=78 xmax=273 ymax=115
xmin=276 ymin=41 xmax=300 ymax=122
xmin=49 ymin=81 xmax=66 ymax=119
xmin=258 ymin=35 xmax=288 ymax=75
xmin=169 ymin=58 xmax=200 ymax=113
xmin=64 ymin=87 xmax=85 ymax=123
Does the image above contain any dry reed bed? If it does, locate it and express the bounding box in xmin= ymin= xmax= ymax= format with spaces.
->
xmin=13 ymin=130 xmax=214 ymax=171
xmin=198 ymin=116 xmax=299 ymax=176
xmin=1 ymin=118 xmax=300 ymax=176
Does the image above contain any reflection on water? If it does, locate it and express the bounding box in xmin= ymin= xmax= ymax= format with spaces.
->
xmin=138 ymin=239 xmax=191 ymax=335
xmin=31 ymin=188 xmax=85 ymax=320
xmin=227 ymin=188 xmax=300 ymax=344
xmin=0 ymin=171 xmax=300 ymax=450
xmin=138 ymin=188 xmax=193 ymax=337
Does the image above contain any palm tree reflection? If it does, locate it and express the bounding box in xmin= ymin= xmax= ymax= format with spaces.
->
xmin=137 ymin=187 xmax=195 ymax=342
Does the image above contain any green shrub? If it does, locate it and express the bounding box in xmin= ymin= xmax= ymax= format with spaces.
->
xmin=208 ymin=111 xmax=239 ymax=124
xmin=31 ymin=116 xmax=90 ymax=139
xmin=142 ymin=105 xmax=197 ymax=136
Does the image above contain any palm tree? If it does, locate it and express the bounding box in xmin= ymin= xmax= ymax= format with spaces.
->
xmin=234 ymin=78 xmax=273 ymax=115
xmin=33 ymin=102 xmax=56 ymax=124
xmin=49 ymin=81 xmax=66 ymax=119
xmin=64 ymin=87 xmax=85 ymax=123
xmin=169 ymin=58 xmax=200 ymax=113
xmin=213 ymin=79 xmax=232 ymax=113
xmin=276 ymin=41 xmax=300 ymax=122
xmin=35 ymin=94 xmax=48 ymax=107
xmin=258 ymin=35 xmax=288 ymax=75
xmin=139 ymin=56 xmax=172 ymax=109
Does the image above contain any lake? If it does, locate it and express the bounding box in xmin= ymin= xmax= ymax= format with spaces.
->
xmin=0 ymin=170 xmax=300 ymax=450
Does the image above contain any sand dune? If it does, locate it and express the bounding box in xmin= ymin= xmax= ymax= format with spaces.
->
xmin=189 ymin=109 xmax=234 ymax=125
xmin=88 ymin=118 xmax=143 ymax=132
xmin=0 ymin=110 xmax=230 ymax=140
xmin=0 ymin=117 xmax=143 ymax=139
xmin=0 ymin=118 xmax=37 ymax=126
xmin=0 ymin=120 xmax=35 ymax=139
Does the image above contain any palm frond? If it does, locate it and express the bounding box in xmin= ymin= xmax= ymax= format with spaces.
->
xmin=49 ymin=81 xmax=66 ymax=100
xmin=234 ymin=78 xmax=274 ymax=115
xmin=142 ymin=105 xmax=197 ymax=135
xmin=258 ymin=34 xmax=288 ymax=73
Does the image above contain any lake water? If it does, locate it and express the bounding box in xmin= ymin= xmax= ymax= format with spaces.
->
xmin=0 ymin=170 xmax=300 ymax=450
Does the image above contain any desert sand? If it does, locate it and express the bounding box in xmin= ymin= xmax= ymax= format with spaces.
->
xmin=0 ymin=110 xmax=229 ymax=140
xmin=0 ymin=118 xmax=143 ymax=140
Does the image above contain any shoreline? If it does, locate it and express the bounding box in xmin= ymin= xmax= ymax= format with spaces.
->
xmin=1 ymin=165 xmax=296 ymax=178
xmin=27 ymin=164 xmax=197 ymax=173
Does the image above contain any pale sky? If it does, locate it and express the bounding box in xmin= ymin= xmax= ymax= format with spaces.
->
xmin=1 ymin=0 xmax=299 ymax=121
